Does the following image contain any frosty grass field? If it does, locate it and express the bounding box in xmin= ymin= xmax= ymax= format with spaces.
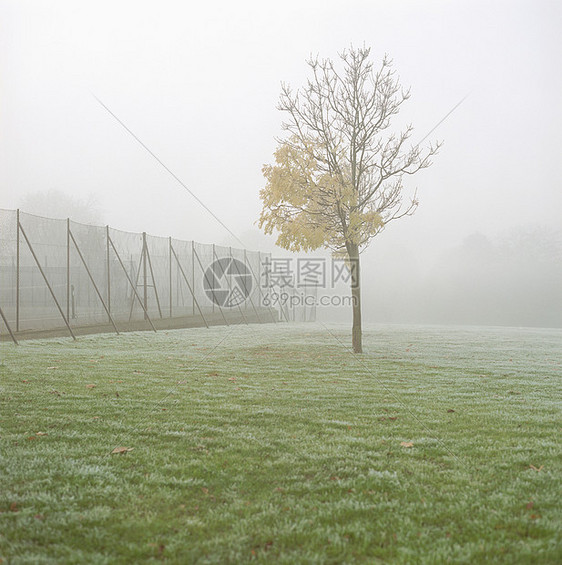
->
xmin=1 ymin=323 xmax=561 ymax=563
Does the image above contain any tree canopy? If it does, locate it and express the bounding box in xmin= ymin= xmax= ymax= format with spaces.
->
xmin=259 ymin=47 xmax=439 ymax=256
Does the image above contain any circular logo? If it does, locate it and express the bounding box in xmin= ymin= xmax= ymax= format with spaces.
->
xmin=203 ymin=257 xmax=252 ymax=308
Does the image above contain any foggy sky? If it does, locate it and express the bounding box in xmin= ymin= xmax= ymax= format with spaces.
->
xmin=1 ymin=0 xmax=561 ymax=326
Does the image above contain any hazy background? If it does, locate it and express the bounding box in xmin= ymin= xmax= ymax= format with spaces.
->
xmin=1 ymin=0 xmax=561 ymax=327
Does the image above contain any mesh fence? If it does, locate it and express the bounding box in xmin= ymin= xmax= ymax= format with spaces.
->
xmin=0 ymin=209 xmax=279 ymax=336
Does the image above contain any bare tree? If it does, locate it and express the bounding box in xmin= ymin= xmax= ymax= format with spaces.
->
xmin=259 ymin=46 xmax=440 ymax=352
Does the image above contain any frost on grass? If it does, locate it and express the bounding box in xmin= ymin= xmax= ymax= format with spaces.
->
xmin=1 ymin=323 xmax=560 ymax=563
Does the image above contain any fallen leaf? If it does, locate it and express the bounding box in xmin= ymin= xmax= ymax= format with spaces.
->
xmin=400 ymin=442 xmax=414 ymax=448
xmin=228 ymin=377 xmax=236 ymax=381
xmin=526 ymin=501 xmax=534 ymax=510
xmin=447 ymin=409 xmax=455 ymax=413
xmin=201 ymin=487 xmax=209 ymax=495
xmin=529 ymin=464 xmax=544 ymax=472
xmin=36 ymin=432 xmax=48 ymax=436
xmin=111 ymin=446 xmax=133 ymax=454
xmin=47 ymin=366 xmax=59 ymax=370
xmin=85 ymin=384 xmax=96 ymax=389
xmin=10 ymin=502 xmax=18 ymax=512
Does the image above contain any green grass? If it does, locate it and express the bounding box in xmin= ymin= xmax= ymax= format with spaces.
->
xmin=1 ymin=323 xmax=561 ymax=564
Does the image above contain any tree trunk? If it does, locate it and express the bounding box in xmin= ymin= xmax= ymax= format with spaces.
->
xmin=348 ymin=243 xmax=362 ymax=353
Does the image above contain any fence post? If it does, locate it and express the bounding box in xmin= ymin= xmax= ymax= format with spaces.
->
xmin=18 ymin=220 xmax=76 ymax=340
xmin=106 ymin=225 xmax=111 ymax=319
xmin=243 ymin=249 xmax=247 ymax=311
xmin=108 ymin=234 xmax=156 ymax=332
xmin=228 ymin=246 xmax=248 ymax=325
xmin=169 ymin=236 xmax=172 ymax=318
xmin=142 ymin=232 xmax=148 ymax=320
xmin=68 ymin=227 xmax=119 ymax=335
xmin=170 ymin=243 xmax=209 ymax=328
xmin=192 ymin=246 xmax=228 ymax=327
xmin=211 ymin=244 xmax=216 ymax=314
xmin=66 ymin=218 xmax=70 ymax=322
xmin=191 ymin=240 xmax=195 ymax=315
xmin=144 ymin=239 xmax=162 ymax=319
xmin=16 ymin=209 xmax=20 ymax=332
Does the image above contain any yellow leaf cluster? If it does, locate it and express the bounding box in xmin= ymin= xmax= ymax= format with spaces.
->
xmin=259 ymin=140 xmax=383 ymax=253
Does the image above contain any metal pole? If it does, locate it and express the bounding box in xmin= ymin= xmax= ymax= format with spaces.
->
xmin=106 ymin=225 xmax=111 ymax=318
xmin=66 ymin=218 xmax=70 ymax=323
xmin=193 ymin=247 xmax=229 ymax=326
xmin=68 ymin=228 xmax=119 ymax=334
xmin=129 ymin=253 xmax=143 ymax=321
xmin=108 ymin=234 xmax=156 ymax=332
xmin=170 ymin=243 xmax=209 ymax=328
xmin=142 ymin=232 xmax=148 ymax=320
xmin=191 ymin=240 xmax=195 ymax=315
xmin=143 ymin=237 xmax=162 ymax=318
xmin=16 ymin=209 xmax=20 ymax=332
xmin=169 ymin=237 xmax=172 ymax=318
xmin=211 ymin=244 xmax=216 ymax=314
xmin=18 ymin=221 xmax=76 ymax=340
xmin=243 ymin=249 xmax=248 ymax=311
xmin=228 ymin=246 xmax=248 ymax=325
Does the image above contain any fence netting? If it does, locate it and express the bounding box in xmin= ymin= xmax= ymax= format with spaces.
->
xmin=0 ymin=209 xmax=287 ymax=336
